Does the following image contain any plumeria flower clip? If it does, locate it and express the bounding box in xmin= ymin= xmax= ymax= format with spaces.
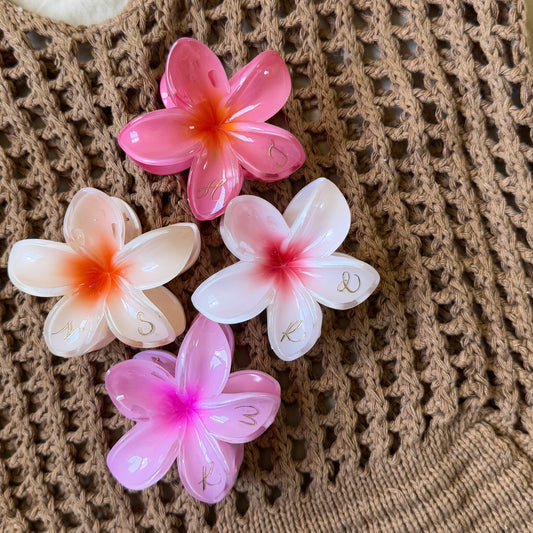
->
xmin=8 ymin=188 xmax=201 ymax=357
xmin=105 ymin=314 xmax=281 ymax=503
xmin=192 ymin=178 xmax=380 ymax=361
xmin=118 ymin=38 xmax=305 ymax=221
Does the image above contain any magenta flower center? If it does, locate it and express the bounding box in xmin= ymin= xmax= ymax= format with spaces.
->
xmin=163 ymin=387 xmax=199 ymax=425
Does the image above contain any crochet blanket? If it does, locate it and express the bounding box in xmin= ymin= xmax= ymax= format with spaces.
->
xmin=1 ymin=0 xmax=533 ymax=530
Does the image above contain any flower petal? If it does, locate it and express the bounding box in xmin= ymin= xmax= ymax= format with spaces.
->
xmin=187 ymin=147 xmax=243 ymax=220
xmin=300 ymin=252 xmax=380 ymax=310
xmin=192 ymin=261 xmax=274 ymax=323
xmin=8 ymin=240 xmax=77 ymax=297
xmin=178 ymin=416 xmax=239 ymax=503
xmin=111 ymin=197 xmax=142 ymax=243
xmin=165 ymin=38 xmax=229 ymax=108
xmin=175 ymin=314 xmax=232 ymax=399
xmin=143 ymin=286 xmax=186 ymax=338
xmin=63 ymin=188 xmax=125 ymax=257
xmin=118 ymin=109 xmax=201 ymax=175
xmin=159 ymin=73 xmax=186 ymax=109
xmin=133 ymin=349 xmax=177 ymax=377
xmin=267 ymin=282 xmax=322 ymax=361
xmin=220 ymin=324 xmax=234 ymax=351
xmin=105 ymin=358 xmax=177 ymax=421
xmin=116 ymin=223 xmax=200 ymax=289
xmin=220 ymin=195 xmax=289 ymax=261
xmin=105 ymin=283 xmax=179 ymax=348
xmin=226 ymin=50 xmax=291 ymax=122
xmin=199 ymin=392 xmax=280 ymax=444
xmin=43 ymin=294 xmax=111 ymax=357
xmin=283 ymin=178 xmax=350 ymax=258
xmin=223 ymin=370 xmax=281 ymax=397
xmin=107 ymin=420 xmax=182 ymax=490
xmin=228 ymin=122 xmax=305 ymax=181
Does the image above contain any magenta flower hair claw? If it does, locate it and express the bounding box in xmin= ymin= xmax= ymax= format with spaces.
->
xmin=8 ymin=188 xmax=201 ymax=357
xmin=118 ymin=38 xmax=305 ymax=221
xmin=192 ymin=178 xmax=380 ymax=361
xmin=105 ymin=314 xmax=281 ymax=503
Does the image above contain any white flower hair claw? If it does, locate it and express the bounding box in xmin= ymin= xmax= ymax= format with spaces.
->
xmin=192 ymin=178 xmax=379 ymax=361
xmin=8 ymin=188 xmax=201 ymax=357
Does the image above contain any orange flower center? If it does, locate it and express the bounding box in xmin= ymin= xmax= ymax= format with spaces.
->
xmin=188 ymin=99 xmax=234 ymax=148
xmin=66 ymin=241 xmax=127 ymax=306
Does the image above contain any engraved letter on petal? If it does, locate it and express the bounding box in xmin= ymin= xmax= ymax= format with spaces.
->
xmin=197 ymin=177 xmax=227 ymax=200
xmin=235 ymin=405 xmax=259 ymax=426
xmin=280 ymin=320 xmax=306 ymax=343
xmin=52 ymin=320 xmax=87 ymax=341
xmin=267 ymin=141 xmax=288 ymax=168
xmin=136 ymin=312 xmax=155 ymax=336
xmin=337 ymin=271 xmax=360 ymax=294
xmin=199 ymin=462 xmax=220 ymax=491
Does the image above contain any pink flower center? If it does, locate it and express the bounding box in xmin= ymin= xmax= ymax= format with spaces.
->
xmin=67 ymin=240 xmax=127 ymax=305
xmin=260 ymin=242 xmax=304 ymax=291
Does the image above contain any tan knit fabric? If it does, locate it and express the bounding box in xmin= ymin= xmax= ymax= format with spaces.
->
xmin=1 ymin=0 xmax=533 ymax=530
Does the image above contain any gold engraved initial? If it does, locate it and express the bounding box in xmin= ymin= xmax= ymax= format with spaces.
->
xmin=197 ymin=177 xmax=227 ymax=200
xmin=235 ymin=405 xmax=259 ymax=426
xmin=136 ymin=312 xmax=154 ymax=336
xmin=52 ymin=320 xmax=85 ymax=341
xmin=337 ymin=271 xmax=360 ymax=294
xmin=199 ymin=462 xmax=220 ymax=491
xmin=267 ymin=141 xmax=288 ymax=167
xmin=280 ymin=320 xmax=306 ymax=343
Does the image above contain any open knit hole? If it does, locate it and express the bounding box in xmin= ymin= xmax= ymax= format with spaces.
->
xmin=284 ymin=402 xmax=301 ymax=426
xmin=316 ymin=390 xmax=335 ymax=415
xmin=233 ymin=344 xmax=252 ymax=369
xmin=258 ymin=446 xmax=273 ymax=471
xmin=497 ymin=0 xmax=510 ymax=24
xmin=0 ymin=47 xmax=17 ymax=68
xmin=352 ymin=7 xmax=370 ymax=30
xmin=363 ymin=42 xmax=381 ymax=61
xmin=26 ymin=31 xmax=51 ymax=50
xmin=204 ymin=505 xmax=217 ymax=526
xmin=391 ymin=6 xmax=408 ymax=26
xmin=76 ymin=42 xmax=94 ymax=63
xmin=265 ymin=483 xmax=281 ymax=504
xmin=291 ymin=438 xmax=306 ymax=461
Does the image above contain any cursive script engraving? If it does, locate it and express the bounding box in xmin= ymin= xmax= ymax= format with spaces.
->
xmin=136 ymin=312 xmax=154 ymax=336
xmin=199 ymin=462 xmax=220 ymax=491
xmin=280 ymin=320 xmax=306 ymax=343
xmin=267 ymin=141 xmax=288 ymax=167
xmin=197 ymin=177 xmax=227 ymax=200
xmin=337 ymin=271 xmax=360 ymax=294
xmin=52 ymin=320 xmax=86 ymax=341
xmin=235 ymin=405 xmax=259 ymax=426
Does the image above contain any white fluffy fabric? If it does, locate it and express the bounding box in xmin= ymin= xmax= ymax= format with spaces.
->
xmin=9 ymin=0 xmax=129 ymax=26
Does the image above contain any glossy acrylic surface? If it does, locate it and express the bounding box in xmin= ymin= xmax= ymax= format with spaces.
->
xmin=105 ymin=314 xmax=281 ymax=503
xmin=118 ymin=38 xmax=305 ymax=220
xmin=192 ymin=178 xmax=381 ymax=360
xmin=7 ymin=188 xmax=201 ymax=357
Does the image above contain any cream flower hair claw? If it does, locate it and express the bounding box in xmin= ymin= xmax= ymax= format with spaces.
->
xmin=192 ymin=178 xmax=380 ymax=361
xmin=8 ymin=188 xmax=201 ymax=357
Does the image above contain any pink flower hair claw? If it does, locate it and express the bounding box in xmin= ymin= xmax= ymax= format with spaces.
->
xmin=192 ymin=178 xmax=380 ymax=361
xmin=105 ymin=314 xmax=281 ymax=503
xmin=7 ymin=188 xmax=201 ymax=357
xmin=118 ymin=38 xmax=305 ymax=221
